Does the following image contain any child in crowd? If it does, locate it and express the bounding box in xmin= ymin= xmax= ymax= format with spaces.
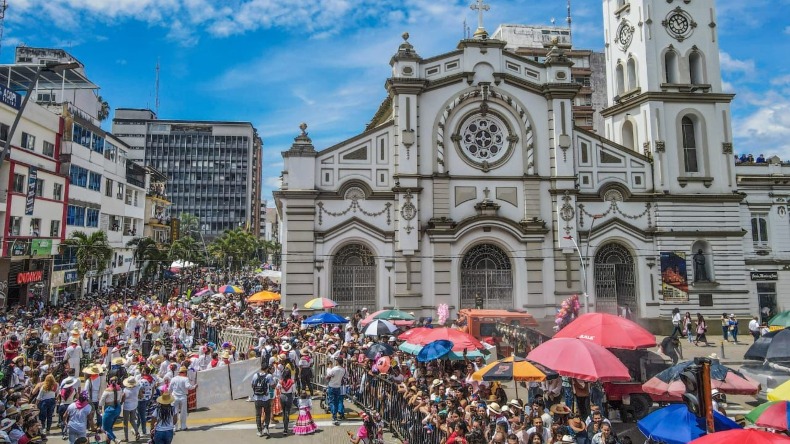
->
xmin=293 ymin=390 xmax=317 ymax=435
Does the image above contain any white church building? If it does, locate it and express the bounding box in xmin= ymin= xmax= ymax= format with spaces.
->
xmin=276 ymin=0 xmax=760 ymax=327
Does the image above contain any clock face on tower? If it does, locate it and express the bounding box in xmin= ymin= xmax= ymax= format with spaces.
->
xmin=662 ymin=7 xmax=696 ymax=41
xmin=615 ymin=20 xmax=635 ymax=51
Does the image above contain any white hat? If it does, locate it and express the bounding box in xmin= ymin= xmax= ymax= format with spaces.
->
xmin=487 ymin=402 xmax=501 ymax=414
xmin=388 ymin=336 xmax=397 ymax=342
xmin=561 ymin=436 xmax=575 ymax=443
xmin=282 ymin=343 xmax=292 ymax=352
xmin=361 ymin=307 xmax=368 ymax=312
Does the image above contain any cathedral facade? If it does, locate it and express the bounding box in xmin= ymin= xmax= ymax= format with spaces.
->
xmin=275 ymin=0 xmax=752 ymax=324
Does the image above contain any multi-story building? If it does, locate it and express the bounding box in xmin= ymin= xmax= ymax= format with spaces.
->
xmin=144 ymin=167 xmax=172 ymax=246
xmin=112 ymin=109 xmax=262 ymax=239
xmin=492 ymin=25 xmax=608 ymax=133
xmin=0 ymin=80 xmax=68 ymax=308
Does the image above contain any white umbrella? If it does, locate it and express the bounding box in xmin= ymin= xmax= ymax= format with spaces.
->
xmin=257 ymin=270 xmax=282 ymax=284
xmin=364 ymin=319 xmax=398 ymax=336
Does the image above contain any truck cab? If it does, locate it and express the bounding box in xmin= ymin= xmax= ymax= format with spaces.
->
xmin=456 ymin=308 xmax=541 ymax=358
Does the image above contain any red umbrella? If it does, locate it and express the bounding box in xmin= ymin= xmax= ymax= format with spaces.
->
xmin=398 ymin=327 xmax=429 ymax=341
xmin=554 ymin=312 xmax=657 ymax=349
xmin=527 ymin=338 xmax=631 ymax=382
xmin=689 ymin=429 xmax=790 ymax=444
xmin=643 ymin=371 xmax=759 ymax=397
xmin=402 ymin=327 xmax=485 ymax=351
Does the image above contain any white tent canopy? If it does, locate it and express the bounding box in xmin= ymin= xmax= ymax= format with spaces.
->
xmin=171 ymin=260 xmax=196 ymax=269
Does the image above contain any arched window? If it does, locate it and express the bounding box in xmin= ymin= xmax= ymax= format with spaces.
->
xmin=332 ymin=244 xmax=377 ymax=315
xmin=665 ymin=51 xmax=679 ymax=84
xmin=460 ymin=244 xmax=513 ymax=310
xmin=627 ymin=58 xmax=638 ymax=91
xmin=622 ymin=120 xmax=636 ymax=150
xmin=616 ymin=64 xmax=625 ymax=95
xmin=689 ymin=51 xmax=704 ymax=85
xmin=681 ymin=116 xmax=699 ymax=173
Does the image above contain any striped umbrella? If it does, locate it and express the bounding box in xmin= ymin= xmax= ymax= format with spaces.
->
xmin=472 ymin=356 xmax=557 ymax=382
xmin=217 ymin=285 xmax=243 ymax=294
xmin=364 ymin=319 xmax=398 ymax=337
xmin=304 ymin=297 xmax=338 ymax=309
xmin=749 ymin=401 xmax=790 ymax=431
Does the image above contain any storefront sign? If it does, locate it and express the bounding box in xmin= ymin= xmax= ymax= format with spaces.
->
xmin=25 ymin=166 xmax=37 ymax=215
xmin=64 ymin=271 xmax=79 ymax=283
xmin=10 ymin=240 xmax=30 ymax=257
xmin=16 ymin=270 xmax=43 ymax=285
xmin=751 ymin=271 xmax=778 ymax=281
xmin=30 ymin=239 xmax=52 ymax=256
xmin=0 ymin=84 xmax=21 ymax=110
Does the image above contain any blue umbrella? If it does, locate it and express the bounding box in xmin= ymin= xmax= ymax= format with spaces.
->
xmin=637 ymin=404 xmax=742 ymax=444
xmin=417 ymin=340 xmax=454 ymax=362
xmin=302 ymin=312 xmax=349 ymax=325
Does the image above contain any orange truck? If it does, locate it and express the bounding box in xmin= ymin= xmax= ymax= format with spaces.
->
xmin=456 ymin=309 xmax=542 ymax=358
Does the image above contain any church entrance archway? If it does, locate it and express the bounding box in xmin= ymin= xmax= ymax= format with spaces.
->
xmin=460 ymin=243 xmax=513 ymax=309
xmin=593 ymin=243 xmax=637 ymax=316
xmin=331 ymin=243 xmax=377 ymax=315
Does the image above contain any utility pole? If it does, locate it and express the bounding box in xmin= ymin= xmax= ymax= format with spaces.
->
xmin=699 ymin=358 xmax=715 ymax=433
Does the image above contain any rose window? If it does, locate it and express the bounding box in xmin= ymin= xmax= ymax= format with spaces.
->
xmin=460 ymin=116 xmax=509 ymax=164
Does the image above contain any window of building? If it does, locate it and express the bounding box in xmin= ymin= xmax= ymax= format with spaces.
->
xmin=12 ymin=173 xmax=25 ymax=193
xmin=72 ymin=123 xmax=92 ymax=148
xmin=53 ymin=183 xmax=63 ymax=201
xmin=627 ymin=58 xmax=637 ymax=90
xmin=751 ymin=213 xmax=769 ymax=245
xmin=88 ymin=172 xmax=102 ymax=191
xmin=665 ymin=50 xmax=679 ymax=83
xmin=117 ymin=183 xmax=124 ymax=200
xmin=0 ymin=123 xmax=8 ymax=142
xmin=622 ymin=120 xmax=636 ymax=150
xmin=681 ymin=116 xmax=699 ymax=173
xmin=105 ymin=142 xmax=117 ymax=161
xmin=35 ymin=178 xmax=44 ymax=197
xmin=30 ymin=218 xmax=41 ymax=236
xmin=91 ymin=133 xmax=105 ymax=154
xmin=21 ymin=132 xmax=35 ymax=150
xmin=50 ymin=220 xmax=60 ymax=237
xmin=43 ymin=141 xmax=55 ymax=157
xmin=67 ymin=205 xmax=86 ymax=226
xmin=105 ymin=178 xmax=113 ymax=197
xmin=615 ymin=64 xmax=625 ymax=95
xmin=757 ymin=283 xmax=777 ymax=323
xmin=125 ymin=188 xmax=133 ymax=205
xmin=9 ymin=216 xmax=21 ymax=236
xmin=689 ymin=51 xmax=704 ymax=85
xmin=86 ymin=208 xmax=100 ymax=228
xmin=69 ymin=165 xmax=88 ymax=187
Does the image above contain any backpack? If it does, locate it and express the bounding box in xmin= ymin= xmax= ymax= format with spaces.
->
xmin=252 ymin=372 xmax=269 ymax=396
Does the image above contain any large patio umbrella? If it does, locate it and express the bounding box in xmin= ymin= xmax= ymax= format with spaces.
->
xmin=769 ymin=379 xmax=790 ymax=401
xmin=745 ymin=329 xmax=790 ymax=362
xmin=642 ymin=359 xmax=759 ymax=396
xmin=361 ymin=310 xmax=416 ymax=328
xmin=374 ymin=309 xmax=416 ymax=321
xmin=398 ymin=327 xmax=429 ymax=341
xmin=364 ymin=319 xmax=399 ymax=337
xmin=637 ymin=404 xmax=742 ymax=444
xmin=527 ymin=338 xmax=631 ymax=382
xmin=399 ymin=341 xmax=486 ymax=360
xmin=409 ymin=327 xmax=485 ymax=350
xmin=554 ymin=312 xmax=657 ymax=349
xmin=746 ymin=401 xmax=786 ymax=424
xmin=302 ymin=312 xmax=349 ymax=325
xmin=247 ymin=290 xmax=281 ymax=303
xmin=768 ymin=311 xmax=790 ymax=331
xmin=364 ymin=342 xmax=395 ymax=360
xmin=472 ymin=356 xmax=558 ymax=382
xmin=304 ymin=297 xmax=337 ymax=309
xmin=689 ymin=429 xmax=790 ymax=444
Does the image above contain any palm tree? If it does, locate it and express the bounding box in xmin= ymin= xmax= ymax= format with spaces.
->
xmin=169 ymin=236 xmax=202 ymax=265
xmin=178 ymin=213 xmax=201 ymax=240
xmin=126 ymin=237 xmax=165 ymax=282
xmin=208 ymin=228 xmax=258 ymax=271
xmin=97 ymin=95 xmax=110 ymax=122
xmin=61 ymin=231 xmax=113 ymax=296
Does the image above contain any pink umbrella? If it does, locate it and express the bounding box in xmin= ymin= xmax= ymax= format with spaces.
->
xmin=361 ymin=310 xmax=416 ymax=327
xmin=398 ymin=327 xmax=429 ymax=341
xmin=554 ymin=312 xmax=657 ymax=349
xmin=643 ymin=371 xmax=759 ymax=397
xmin=527 ymin=338 xmax=631 ymax=382
xmin=405 ymin=327 xmax=485 ymax=352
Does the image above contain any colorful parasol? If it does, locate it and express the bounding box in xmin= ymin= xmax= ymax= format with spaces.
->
xmin=527 ymin=338 xmax=631 ymax=382
xmin=689 ymin=429 xmax=790 ymax=444
xmin=304 ymin=297 xmax=337 ymax=309
xmin=769 ymin=379 xmax=790 ymax=402
xmin=217 ymin=285 xmax=243 ymax=294
xmin=361 ymin=310 xmax=416 ymax=328
xmin=637 ymin=404 xmax=742 ymax=444
xmin=753 ymin=401 xmax=790 ymax=431
xmin=373 ymin=309 xmax=416 ymax=321
xmin=247 ymin=291 xmax=281 ymax=303
xmin=643 ymin=360 xmax=759 ymax=397
xmin=554 ymin=312 xmax=657 ymax=349
xmin=472 ymin=356 xmax=558 ymax=382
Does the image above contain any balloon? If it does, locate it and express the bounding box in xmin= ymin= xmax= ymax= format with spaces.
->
xmin=376 ymin=356 xmax=391 ymax=374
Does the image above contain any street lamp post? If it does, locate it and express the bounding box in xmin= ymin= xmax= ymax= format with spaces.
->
xmin=563 ymin=214 xmax=604 ymax=314
xmin=1 ymin=62 xmax=80 ymax=162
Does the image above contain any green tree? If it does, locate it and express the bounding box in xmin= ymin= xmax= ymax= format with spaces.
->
xmin=126 ymin=237 xmax=166 ymax=282
xmin=169 ymin=236 xmax=202 ymax=265
xmin=61 ymin=231 xmax=113 ymax=296
xmin=178 ymin=212 xmax=201 ymax=240
xmin=208 ymin=228 xmax=258 ymax=271
xmin=97 ymin=95 xmax=110 ymax=122
xmin=258 ymin=239 xmax=282 ymax=266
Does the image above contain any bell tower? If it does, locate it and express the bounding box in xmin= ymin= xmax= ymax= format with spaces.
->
xmin=601 ymin=0 xmax=735 ymax=194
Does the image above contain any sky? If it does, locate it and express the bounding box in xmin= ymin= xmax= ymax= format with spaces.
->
xmin=3 ymin=0 xmax=789 ymax=204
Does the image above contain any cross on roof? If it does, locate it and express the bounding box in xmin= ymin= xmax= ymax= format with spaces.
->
xmin=470 ymin=0 xmax=490 ymax=38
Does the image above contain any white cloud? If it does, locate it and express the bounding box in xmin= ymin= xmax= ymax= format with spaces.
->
xmin=264 ymin=175 xmax=283 ymax=189
xmin=734 ymin=102 xmax=790 ymax=158
xmin=719 ymin=51 xmax=755 ymax=75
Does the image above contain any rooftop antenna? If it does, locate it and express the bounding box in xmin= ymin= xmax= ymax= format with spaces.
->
xmin=0 ymin=0 xmax=8 ymax=59
xmin=567 ymin=0 xmax=573 ymax=45
xmin=155 ymin=58 xmax=160 ymax=116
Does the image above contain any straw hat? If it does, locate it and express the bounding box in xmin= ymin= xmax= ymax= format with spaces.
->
xmin=282 ymin=343 xmax=292 ymax=352
xmin=220 ymin=351 xmax=230 ymax=360
xmin=83 ymin=364 xmax=103 ymax=375
xmin=61 ymin=376 xmax=79 ymax=389
xmin=179 ymin=366 xmax=188 ymax=374
xmin=0 ymin=419 xmax=13 ymax=431
xmin=156 ymin=392 xmax=175 ymax=405
xmin=69 ymin=338 xmax=78 ymax=344
xmin=431 ymin=379 xmax=442 ymax=388
xmin=508 ymin=399 xmax=523 ymax=410
xmin=550 ymin=403 xmax=572 ymax=415
xmin=123 ymin=377 xmax=137 ymax=388
xmin=112 ymin=357 xmax=126 ymax=365
xmin=487 ymin=402 xmax=501 ymax=414
xmin=568 ymin=417 xmax=586 ymax=432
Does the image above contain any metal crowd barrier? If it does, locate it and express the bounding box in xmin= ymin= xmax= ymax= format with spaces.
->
xmin=311 ymin=353 xmax=441 ymax=444
xmin=219 ymin=327 xmax=257 ymax=354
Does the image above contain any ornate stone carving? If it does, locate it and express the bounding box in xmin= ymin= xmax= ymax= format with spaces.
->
xmin=400 ymin=189 xmax=417 ymax=234
xmin=722 ymin=142 xmax=733 ymax=154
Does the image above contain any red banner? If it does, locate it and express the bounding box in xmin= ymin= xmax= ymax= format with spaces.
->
xmin=16 ymin=270 xmax=43 ymax=285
